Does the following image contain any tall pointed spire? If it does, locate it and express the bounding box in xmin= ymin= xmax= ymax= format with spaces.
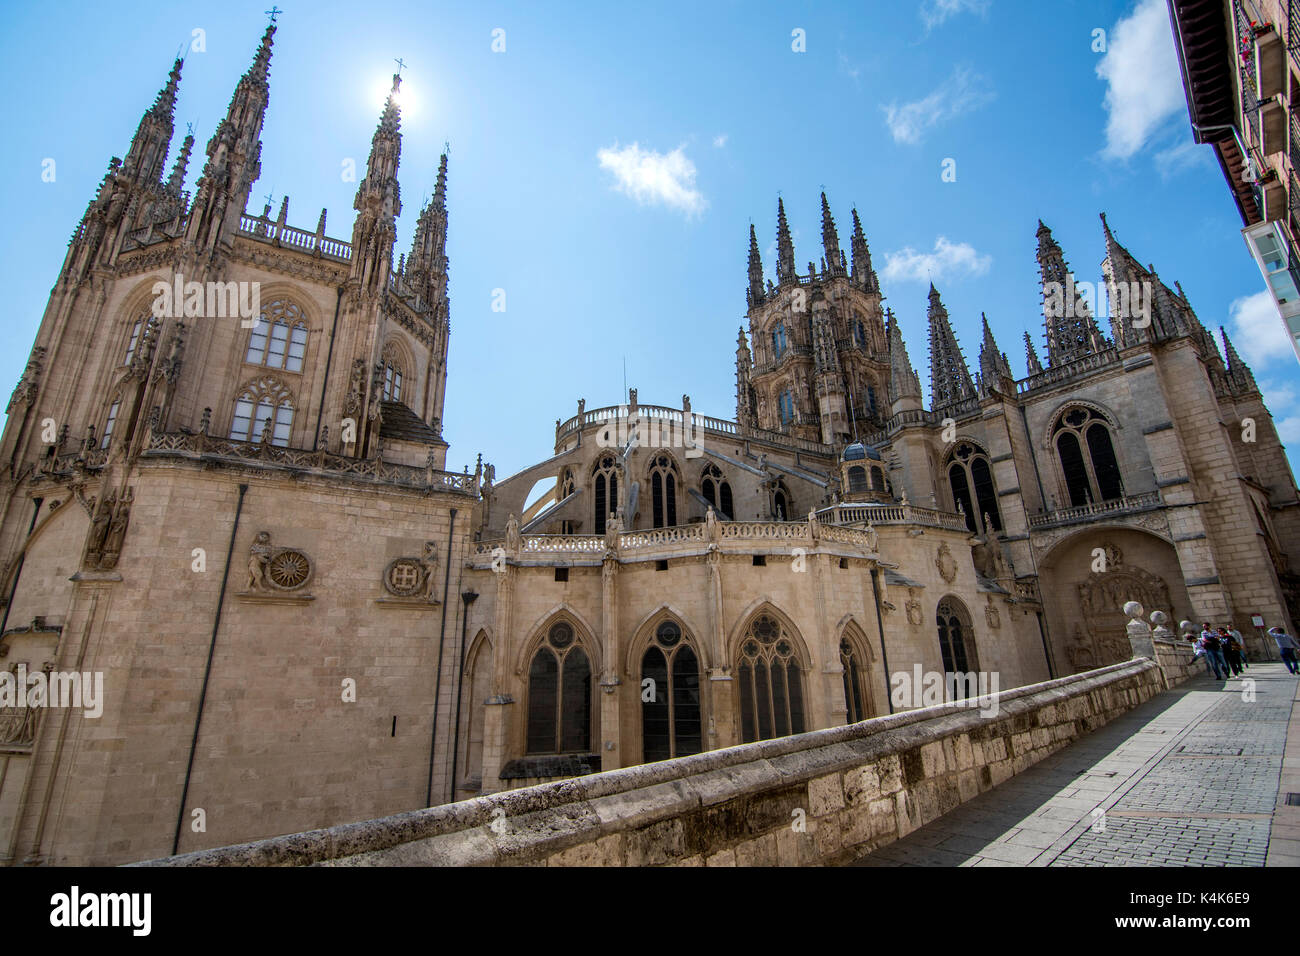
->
xmin=820 ymin=192 xmax=841 ymax=273
xmin=122 ymin=57 xmax=183 ymax=185
xmin=849 ymin=208 xmax=879 ymax=294
xmin=185 ymin=23 xmax=276 ymax=258
xmin=887 ymin=308 xmax=922 ymax=409
xmin=349 ymin=73 xmax=404 ymax=297
xmin=775 ymin=197 xmax=796 ymax=283
xmin=747 ymin=223 xmax=765 ymax=306
xmin=736 ymin=327 xmax=757 ymax=427
xmin=927 ymin=284 xmax=976 ymax=410
xmin=1037 ymin=220 xmax=1107 ymax=365
xmin=978 ymin=313 xmax=1012 ymax=391
xmin=1220 ymin=326 xmax=1259 ymax=393
xmin=407 ymin=151 xmax=448 ymax=309
xmin=1024 ymin=331 xmax=1043 ymax=376
xmin=165 ymin=132 xmax=194 ymax=196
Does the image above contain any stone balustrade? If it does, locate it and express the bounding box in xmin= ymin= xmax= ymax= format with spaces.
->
xmin=1027 ymin=490 xmax=1162 ymax=529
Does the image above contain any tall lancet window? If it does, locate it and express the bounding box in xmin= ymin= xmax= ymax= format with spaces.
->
xmin=123 ymin=318 xmax=144 ymax=365
xmin=648 ymin=455 xmax=679 ymax=528
xmin=946 ymin=442 xmax=1001 ymax=534
xmin=230 ymin=377 xmax=295 ymax=447
xmin=245 ymin=300 xmax=308 ymax=373
xmin=1053 ymin=406 xmax=1123 ymax=507
xmin=593 ymin=456 xmax=619 ymax=536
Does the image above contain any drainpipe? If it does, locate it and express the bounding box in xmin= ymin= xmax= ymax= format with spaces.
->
xmin=447 ymin=589 xmax=479 ymax=800
xmin=868 ymin=567 xmax=894 ymax=714
xmin=425 ymin=508 xmax=457 ymax=808
xmin=313 ymin=288 xmax=344 ymax=450
xmin=172 ymin=483 xmax=247 ymax=856
xmin=0 ymin=496 xmax=44 ymax=636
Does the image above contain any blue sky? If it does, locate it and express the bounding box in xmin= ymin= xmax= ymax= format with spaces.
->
xmin=1 ymin=0 xmax=1296 ymax=480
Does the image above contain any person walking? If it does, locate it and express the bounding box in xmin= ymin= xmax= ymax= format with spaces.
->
xmin=1198 ymin=624 xmax=1227 ymax=680
xmin=1270 ymin=627 xmax=1300 ymax=676
xmin=1219 ymin=627 xmax=1243 ymax=677
xmin=1229 ymin=625 xmax=1248 ymax=669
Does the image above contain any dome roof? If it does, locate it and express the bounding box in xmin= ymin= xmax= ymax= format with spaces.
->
xmin=842 ymin=442 xmax=881 ymax=462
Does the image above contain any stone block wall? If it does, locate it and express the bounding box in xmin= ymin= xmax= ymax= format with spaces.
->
xmin=139 ymin=658 xmax=1167 ymax=867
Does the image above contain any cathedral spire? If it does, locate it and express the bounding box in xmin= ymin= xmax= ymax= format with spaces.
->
xmin=166 ymin=132 xmax=194 ymax=196
xmin=736 ymin=327 xmax=757 ymax=427
xmin=820 ymin=192 xmax=841 ymax=273
xmin=927 ymin=284 xmax=976 ymax=411
xmin=407 ymin=151 xmax=448 ymax=309
xmin=1024 ymin=331 xmax=1043 ymax=376
xmin=184 ymin=23 xmax=276 ymax=258
xmin=122 ymin=57 xmax=183 ymax=186
xmin=747 ymin=223 xmax=764 ymax=306
xmin=849 ymin=207 xmax=878 ymax=294
xmin=887 ymin=308 xmax=922 ymax=409
xmin=1036 ymin=219 xmax=1107 ymax=365
xmin=775 ymin=197 xmax=796 ymax=283
xmin=1220 ymin=326 xmax=1259 ymax=394
xmin=978 ymin=312 xmax=1012 ymax=391
xmin=349 ymin=73 xmax=404 ymax=297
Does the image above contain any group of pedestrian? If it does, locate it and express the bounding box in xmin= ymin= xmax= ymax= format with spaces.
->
xmin=1190 ymin=622 xmax=1300 ymax=678
xmin=1192 ymin=623 xmax=1248 ymax=679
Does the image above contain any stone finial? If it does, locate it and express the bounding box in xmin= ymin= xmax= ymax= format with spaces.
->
xmin=1123 ymin=601 xmax=1144 ymax=620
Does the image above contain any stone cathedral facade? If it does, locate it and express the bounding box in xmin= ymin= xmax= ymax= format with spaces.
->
xmin=1 ymin=25 xmax=1297 ymax=866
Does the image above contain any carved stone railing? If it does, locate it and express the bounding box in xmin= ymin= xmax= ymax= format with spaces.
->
xmin=236 ymin=215 xmax=353 ymax=262
xmin=143 ymin=430 xmax=477 ymax=496
xmin=1027 ymin=490 xmax=1161 ymax=529
xmin=31 ymin=447 xmax=110 ymax=479
xmin=815 ymin=502 xmax=969 ymax=532
xmin=555 ymin=403 xmax=834 ymax=457
xmin=1014 ymin=578 xmax=1041 ymax=604
xmin=720 ymin=521 xmax=810 ymax=541
xmin=620 ymin=524 xmax=707 ymax=549
xmin=1015 ymin=349 xmax=1121 ymax=396
xmin=0 ymin=705 xmax=37 ymax=750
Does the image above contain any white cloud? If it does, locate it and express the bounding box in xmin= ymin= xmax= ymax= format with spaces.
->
xmin=597 ymin=142 xmax=707 ymax=216
xmin=882 ymin=236 xmax=992 ymax=283
xmin=712 ymin=134 xmax=728 ymax=148
xmin=921 ymin=0 xmax=990 ymax=30
xmin=1097 ymin=0 xmax=1185 ymax=160
xmin=1229 ymin=289 xmax=1289 ymax=367
xmin=882 ymin=66 xmax=995 ymax=145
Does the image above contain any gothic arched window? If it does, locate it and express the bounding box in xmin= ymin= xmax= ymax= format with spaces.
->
xmin=560 ymin=468 xmax=575 ymax=498
xmin=1053 ymin=407 xmax=1123 ymax=507
xmin=847 ymin=465 xmax=868 ymax=494
xmin=700 ymin=463 xmax=733 ymax=519
xmin=772 ymin=322 xmax=788 ymax=359
xmin=648 ymin=455 xmax=679 ymax=528
xmin=592 ymin=456 xmax=619 ymax=536
xmin=245 ymin=299 xmax=308 ymax=373
xmin=936 ymin=598 xmax=978 ymax=685
xmin=871 ymin=466 xmax=886 ymax=492
xmin=778 ymin=389 xmax=794 ymax=425
xmin=526 ymin=621 xmax=592 ymax=754
xmin=229 ymin=376 xmax=294 ymax=447
xmin=853 ymin=319 xmax=867 ymax=350
xmin=840 ymin=630 xmax=871 ymax=723
xmin=101 ymin=398 xmax=121 ymax=449
xmin=641 ymin=620 xmax=702 ymax=763
xmin=122 ymin=317 xmax=144 ymax=365
xmin=946 ymin=442 xmax=1001 ymax=533
xmin=737 ymin=614 xmax=806 ymax=743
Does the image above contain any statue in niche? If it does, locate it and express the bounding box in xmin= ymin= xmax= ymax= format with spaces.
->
xmin=422 ymin=541 xmax=440 ymax=601
xmin=504 ymin=514 xmax=522 ymax=554
xmin=98 ymin=488 xmax=133 ymax=570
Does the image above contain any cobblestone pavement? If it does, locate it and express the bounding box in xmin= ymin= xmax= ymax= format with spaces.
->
xmin=851 ymin=663 xmax=1300 ymax=867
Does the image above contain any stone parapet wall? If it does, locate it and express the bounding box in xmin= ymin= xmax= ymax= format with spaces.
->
xmin=1152 ymin=637 xmax=1201 ymax=686
xmin=137 ymin=659 xmax=1166 ymax=867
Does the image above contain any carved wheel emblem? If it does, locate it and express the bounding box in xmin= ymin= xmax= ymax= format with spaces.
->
xmin=385 ymin=558 xmax=425 ymax=597
xmin=268 ymin=549 xmax=312 ymax=591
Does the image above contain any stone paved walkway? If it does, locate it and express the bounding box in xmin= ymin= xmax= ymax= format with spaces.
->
xmin=851 ymin=662 xmax=1300 ymax=867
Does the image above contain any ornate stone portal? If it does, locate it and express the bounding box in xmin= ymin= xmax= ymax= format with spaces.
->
xmin=1065 ymin=542 xmax=1172 ymax=672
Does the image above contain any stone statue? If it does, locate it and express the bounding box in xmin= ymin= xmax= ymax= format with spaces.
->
xmin=807 ymin=508 xmax=820 ymax=542
xmin=864 ymin=520 xmax=878 ymax=552
xmin=84 ymin=491 xmax=115 ymax=568
xmin=705 ymin=504 xmax=720 ymax=542
xmin=504 ymin=514 xmax=522 ymax=553
xmin=604 ymin=511 xmax=622 ymax=553
xmin=98 ymin=488 xmax=133 ymax=570
xmin=422 ymin=541 xmax=440 ymax=600
xmin=247 ymin=531 xmax=274 ymax=591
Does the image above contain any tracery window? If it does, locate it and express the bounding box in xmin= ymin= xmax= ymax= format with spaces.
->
xmin=700 ymin=463 xmax=733 ymax=519
xmin=560 ymin=468 xmax=575 ymax=498
xmin=737 ymin=614 xmax=806 ymax=743
xmin=229 ymin=376 xmax=294 ymax=447
xmin=1053 ymin=406 xmax=1123 ymax=507
xmin=526 ymin=621 xmax=592 ymax=754
xmin=641 ymin=621 xmax=702 ymax=762
xmin=592 ymin=456 xmax=619 ymax=536
xmin=648 ymin=455 xmax=679 ymax=528
xmin=946 ymin=442 xmax=1001 ymax=534
xmin=772 ymin=322 xmax=788 ymax=359
xmin=853 ymin=320 xmax=867 ymax=350
xmin=778 ymin=389 xmax=794 ymax=425
xmin=245 ymin=299 xmax=308 ymax=373
xmin=840 ymin=630 xmax=871 ymax=723
xmin=936 ymin=598 xmax=978 ymax=687
xmin=770 ymin=479 xmax=792 ymax=520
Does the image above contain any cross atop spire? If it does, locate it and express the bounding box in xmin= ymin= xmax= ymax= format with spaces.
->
xmin=265 ymin=5 xmax=281 ymax=23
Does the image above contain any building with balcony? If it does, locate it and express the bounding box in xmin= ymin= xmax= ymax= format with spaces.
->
xmin=1169 ymin=0 xmax=1300 ymax=363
